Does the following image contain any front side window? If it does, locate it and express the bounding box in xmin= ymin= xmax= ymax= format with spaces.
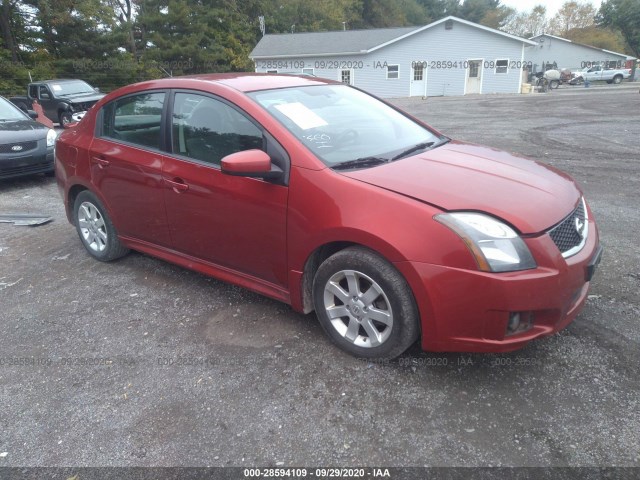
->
xmin=248 ymin=85 xmax=441 ymax=168
xmin=171 ymin=92 xmax=263 ymax=166
xmin=102 ymin=92 xmax=165 ymax=149
xmin=39 ymin=85 xmax=51 ymax=99
xmin=495 ymin=59 xmax=508 ymax=74
xmin=387 ymin=65 xmax=399 ymax=79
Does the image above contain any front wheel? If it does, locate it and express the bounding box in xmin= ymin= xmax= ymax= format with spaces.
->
xmin=59 ymin=111 xmax=73 ymax=128
xmin=73 ymin=191 xmax=129 ymax=262
xmin=313 ymin=247 xmax=420 ymax=359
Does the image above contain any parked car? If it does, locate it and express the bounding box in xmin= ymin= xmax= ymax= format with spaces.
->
xmin=10 ymin=79 xmax=104 ymax=128
xmin=573 ymin=66 xmax=631 ymax=84
xmin=0 ymin=96 xmax=56 ymax=180
xmin=55 ymin=74 xmax=602 ymax=359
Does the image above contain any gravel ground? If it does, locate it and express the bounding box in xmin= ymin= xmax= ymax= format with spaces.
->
xmin=0 ymin=84 xmax=638 ymax=468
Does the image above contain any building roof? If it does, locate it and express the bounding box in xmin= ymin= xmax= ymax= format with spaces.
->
xmin=251 ymin=16 xmax=537 ymax=59
xmin=530 ymin=33 xmax=635 ymax=60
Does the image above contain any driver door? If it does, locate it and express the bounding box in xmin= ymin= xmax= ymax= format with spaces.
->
xmin=162 ymin=91 xmax=289 ymax=288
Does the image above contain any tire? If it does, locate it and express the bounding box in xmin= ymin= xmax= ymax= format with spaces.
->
xmin=613 ymin=75 xmax=623 ymax=84
xmin=312 ymin=246 xmax=419 ymax=359
xmin=73 ymin=191 xmax=129 ymax=262
xmin=549 ymin=80 xmax=559 ymax=89
xmin=59 ymin=111 xmax=73 ymax=128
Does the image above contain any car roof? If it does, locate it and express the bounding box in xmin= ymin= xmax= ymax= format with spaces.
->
xmin=126 ymin=73 xmax=337 ymax=94
xmin=35 ymin=79 xmax=88 ymax=84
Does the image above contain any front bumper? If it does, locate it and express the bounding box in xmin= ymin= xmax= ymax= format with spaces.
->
xmin=0 ymin=147 xmax=54 ymax=180
xmin=396 ymin=218 xmax=601 ymax=353
xmin=71 ymin=111 xmax=86 ymax=122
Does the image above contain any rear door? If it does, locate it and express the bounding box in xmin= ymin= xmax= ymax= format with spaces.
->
xmin=89 ymin=91 xmax=172 ymax=247
xmin=161 ymin=90 xmax=289 ymax=287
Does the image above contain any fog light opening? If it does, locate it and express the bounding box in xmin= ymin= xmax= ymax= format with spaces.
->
xmin=507 ymin=312 xmax=534 ymax=335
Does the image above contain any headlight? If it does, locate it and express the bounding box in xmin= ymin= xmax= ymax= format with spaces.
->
xmin=46 ymin=128 xmax=57 ymax=148
xmin=435 ymin=212 xmax=537 ymax=272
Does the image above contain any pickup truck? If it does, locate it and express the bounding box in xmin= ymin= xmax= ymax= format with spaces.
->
xmin=9 ymin=79 xmax=105 ymax=128
xmin=576 ymin=66 xmax=631 ymax=84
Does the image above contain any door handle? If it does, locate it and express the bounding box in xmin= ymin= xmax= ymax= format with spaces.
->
xmin=164 ymin=177 xmax=189 ymax=193
xmin=91 ymin=156 xmax=110 ymax=168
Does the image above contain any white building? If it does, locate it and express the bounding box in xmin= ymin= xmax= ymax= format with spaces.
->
xmin=526 ymin=33 xmax=634 ymax=74
xmin=250 ymin=16 xmax=537 ymax=98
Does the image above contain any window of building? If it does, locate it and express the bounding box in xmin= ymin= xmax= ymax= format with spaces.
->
xmin=101 ymin=92 xmax=166 ymax=150
xmin=340 ymin=69 xmax=353 ymax=85
xmin=387 ymin=65 xmax=399 ymax=79
xmin=495 ymin=59 xmax=508 ymax=74
xmin=413 ymin=64 xmax=424 ymax=81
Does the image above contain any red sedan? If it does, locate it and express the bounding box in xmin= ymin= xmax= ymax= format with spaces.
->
xmin=55 ymin=74 xmax=602 ymax=358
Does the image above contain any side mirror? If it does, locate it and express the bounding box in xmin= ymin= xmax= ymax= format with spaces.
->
xmin=27 ymin=110 xmax=38 ymax=119
xmin=40 ymin=93 xmax=50 ymax=100
xmin=221 ymin=149 xmax=283 ymax=180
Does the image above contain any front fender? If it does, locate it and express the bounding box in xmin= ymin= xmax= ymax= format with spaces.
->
xmin=56 ymin=101 xmax=72 ymax=114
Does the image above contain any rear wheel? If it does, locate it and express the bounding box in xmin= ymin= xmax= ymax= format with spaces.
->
xmin=73 ymin=191 xmax=129 ymax=262
xmin=313 ymin=247 xmax=419 ymax=359
xmin=549 ymin=79 xmax=560 ymax=89
xmin=613 ymin=75 xmax=623 ymax=84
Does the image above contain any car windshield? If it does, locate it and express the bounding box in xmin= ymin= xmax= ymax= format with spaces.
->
xmin=0 ymin=97 xmax=28 ymax=121
xmin=49 ymin=80 xmax=95 ymax=96
xmin=248 ymin=85 xmax=442 ymax=168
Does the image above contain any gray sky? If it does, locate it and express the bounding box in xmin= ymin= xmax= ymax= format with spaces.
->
xmin=500 ymin=0 xmax=602 ymax=17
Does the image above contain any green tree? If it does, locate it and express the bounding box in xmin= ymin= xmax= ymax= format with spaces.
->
xmin=502 ymin=4 xmax=548 ymax=38
xmin=598 ymin=0 xmax=640 ymax=57
xmin=458 ymin=0 xmax=500 ymax=24
xmin=548 ymin=1 xmax=596 ymax=36
xmin=479 ymin=4 xmax=515 ymax=29
xmin=564 ymin=25 xmax=627 ymax=52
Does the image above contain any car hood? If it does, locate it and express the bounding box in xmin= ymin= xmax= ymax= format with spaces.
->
xmin=66 ymin=93 xmax=105 ymax=103
xmin=0 ymin=119 xmax=48 ymax=141
xmin=342 ymin=141 xmax=581 ymax=234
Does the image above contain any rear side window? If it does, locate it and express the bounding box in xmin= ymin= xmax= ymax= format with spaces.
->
xmin=102 ymin=92 xmax=165 ymax=150
xmin=171 ymin=92 xmax=263 ymax=166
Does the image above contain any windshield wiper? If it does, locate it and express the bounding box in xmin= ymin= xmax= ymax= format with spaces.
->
xmin=391 ymin=141 xmax=434 ymax=161
xmin=332 ymin=156 xmax=389 ymax=171
xmin=391 ymin=138 xmax=451 ymax=161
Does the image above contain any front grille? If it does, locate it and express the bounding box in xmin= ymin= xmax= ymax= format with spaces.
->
xmin=74 ymin=101 xmax=97 ymax=111
xmin=548 ymin=199 xmax=587 ymax=257
xmin=0 ymin=141 xmax=38 ymax=153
